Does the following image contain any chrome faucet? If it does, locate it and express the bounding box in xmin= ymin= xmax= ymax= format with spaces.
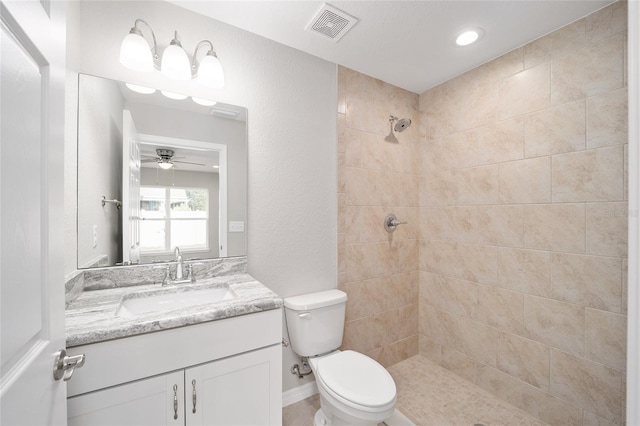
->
xmin=174 ymin=247 xmax=184 ymax=280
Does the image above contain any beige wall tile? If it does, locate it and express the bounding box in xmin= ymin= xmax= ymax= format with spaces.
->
xmin=477 ymin=205 xmax=524 ymax=247
xmin=550 ymin=349 xmax=623 ymax=424
xmin=360 ymin=131 xmax=416 ymax=174
xmin=337 ymin=152 xmax=346 ymax=193
xmin=497 ymin=62 xmax=551 ymax=120
xmin=585 ymin=308 xmax=626 ymax=371
xmin=551 ymin=33 xmax=624 ymax=105
xmin=497 ymin=247 xmax=550 ymax=297
xmin=447 ymin=82 xmax=498 ymax=133
xmin=439 ymin=130 xmax=478 ymax=171
xmin=344 ymin=278 xmax=385 ymax=321
xmin=428 ymin=274 xmax=479 ymax=319
xmin=587 ymin=88 xmax=628 ymax=149
xmin=583 ymin=410 xmax=619 ymax=426
xmin=477 ymin=285 xmax=525 ymax=335
xmin=499 ymin=157 xmax=551 ymax=204
xmin=624 ymin=144 xmax=628 ymax=200
xmin=477 ymin=47 xmax=524 ymax=83
xmin=585 ymin=0 xmax=627 ymax=43
xmin=373 ymin=309 xmax=400 ymax=348
xmin=497 ymin=332 xmax=550 ymax=391
xmin=379 ymin=336 xmax=418 ymax=368
xmin=524 ymin=100 xmax=586 ymax=157
xmin=552 ymin=146 xmax=624 ymax=202
xmin=337 ymin=233 xmax=346 ymax=274
xmin=344 ymin=205 xmax=361 ymax=244
xmin=622 ymin=259 xmax=628 ymax=315
xmin=477 ymin=117 xmax=524 ymax=165
xmin=418 ymin=336 xmax=442 ymax=364
xmin=338 ymin=113 xmax=346 ymax=154
xmin=386 ymin=271 xmax=418 ymax=310
xmin=441 ymin=346 xmax=478 ymax=383
xmin=399 ymin=303 xmax=419 ymax=340
xmin=455 ymin=165 xmax=500 ymax=205
xmin=421 ymin=240 xmax=497 ymax=284
xmin=586 ymin=202 xmax=628 ymax=257
xmin=550 ymin=253 xmax=623 ymax=313
xmin=524 ymin=19 xmax=586 ymax=69
xmin=418 ymin=305 xmax=458 ymax=349
xmin=420 ymin=137 xmax=441 ymax=174
xmin=338 ymin=193 xmax=346 ymax=234
xmin=524 ymin=295 xmax=585 ymax=355
xmin=515 ymin=381 xmax=583 ymax=426
xmin=422 ymin=206 xmax=478 ymax=243
xmin=345 ymin=242 xmax=398 ymax=282
xmin=456 ymin=317 xmax=499 ymax=366
xmin=475 ymin=363 xmax=524 ymax=406
xmin=421 ymin=171 xmax=457 ymax=206
xmin=524 ymin=203 xmax=586 ymax=253
xmin=344 ymin=127 xmax=362 ymax=167
xmin=343 ymin=316 xmax=376 ymax=353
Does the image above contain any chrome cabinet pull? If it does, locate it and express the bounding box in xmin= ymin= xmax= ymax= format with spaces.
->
xmin=173 ymin=384 xmax=178 ymax=420
xmin=53 ymin=349 xmax=85 ymax=381
xmin=192 ymin=379 xmax=197 ymax=413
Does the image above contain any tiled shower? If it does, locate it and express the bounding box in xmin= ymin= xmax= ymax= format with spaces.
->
xmin=338 ymin=2 xmax=628 ymax=425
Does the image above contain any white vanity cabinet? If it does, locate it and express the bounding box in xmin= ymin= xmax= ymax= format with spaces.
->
xmin=66 ymin=309 xmax=282 ymax=426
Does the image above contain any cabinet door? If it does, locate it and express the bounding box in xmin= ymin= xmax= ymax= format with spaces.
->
xmin=68 ymin=370 xmax=184 ymax=426
xmin=186 ymin=345 xmax=281 ymax=426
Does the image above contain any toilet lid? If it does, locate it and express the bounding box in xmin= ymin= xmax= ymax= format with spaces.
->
xmin=315 ymin=351 xmax=396 ymax=408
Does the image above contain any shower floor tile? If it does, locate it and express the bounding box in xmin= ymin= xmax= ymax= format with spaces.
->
xmin=283 ymin=355 xmax=548 ymax=426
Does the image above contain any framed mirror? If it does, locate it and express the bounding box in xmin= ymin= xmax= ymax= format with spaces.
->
xmin=77 ymin=74 xmax=247 ymax=269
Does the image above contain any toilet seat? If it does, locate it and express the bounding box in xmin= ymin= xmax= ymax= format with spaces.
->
xmin=311 ymin=351 xmax=396 ymax=412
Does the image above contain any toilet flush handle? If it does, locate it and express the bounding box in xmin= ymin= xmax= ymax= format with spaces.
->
xmin=298 ymin=312 xmax=312 ymax=320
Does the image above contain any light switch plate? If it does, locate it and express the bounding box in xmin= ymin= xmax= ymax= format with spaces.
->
xmin=229 ymin=221 xmax=245 ymax=232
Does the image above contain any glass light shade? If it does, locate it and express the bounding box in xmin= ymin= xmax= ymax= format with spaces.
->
xmin=120 ymin=32 xmax=154 ymax=72
xmin=161 ymin=44 xmax=191 ymax=80
xmin=456 ymin=30 xmax=479 ymax=46
xmin=160 ymin=90 xmax=188 ymax=100
xmin=125 ymin=83 xmax=156 ymax=94
xmin=158 ymin=160 xmax=173 ymax=170
xmin=192 ymin=97 xmax=217 ymax=106
xmin=197 ymin=53 xmax=225 ymax=89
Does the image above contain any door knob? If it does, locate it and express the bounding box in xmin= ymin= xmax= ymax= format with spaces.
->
xmin=53 ymin=349 xmax=85 ymax=381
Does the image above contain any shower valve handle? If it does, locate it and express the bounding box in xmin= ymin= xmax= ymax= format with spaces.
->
xmin=384 ymin=214 xmax=407 ymax=233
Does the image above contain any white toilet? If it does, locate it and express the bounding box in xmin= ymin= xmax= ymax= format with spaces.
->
xmin=284 ymin=289 xmax=397 ymax=426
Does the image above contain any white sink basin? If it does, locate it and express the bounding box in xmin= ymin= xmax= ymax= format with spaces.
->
xmin=117 ymin=286 xmax=236 ymax=318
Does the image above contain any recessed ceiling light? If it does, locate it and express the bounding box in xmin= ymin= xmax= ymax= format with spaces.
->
xmin=456 ymin=29 xmax=481 ymax=46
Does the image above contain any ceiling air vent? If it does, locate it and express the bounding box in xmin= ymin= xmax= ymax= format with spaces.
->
xmin=306 ymin=3 xmax=358 ymax=42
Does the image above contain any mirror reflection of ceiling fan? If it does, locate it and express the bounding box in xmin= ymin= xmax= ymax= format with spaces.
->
xmin=141 ymin=148 xmax=206 ymax=170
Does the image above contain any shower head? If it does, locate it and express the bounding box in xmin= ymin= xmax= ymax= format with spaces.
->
xmin=388 ymin=115 xmax=412 ymax=133
xmin=394 ymin=118 xmax=412 ymax=132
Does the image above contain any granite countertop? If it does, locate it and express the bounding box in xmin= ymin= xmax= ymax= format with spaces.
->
xmin=65 ymin=273 xmax=283 ymax=347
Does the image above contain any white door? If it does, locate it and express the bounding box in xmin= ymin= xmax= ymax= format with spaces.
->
xmin=0 ymin=0 xmax=67 ymax=425
xmin=122 ymin=110 xmax=141 ymax=265
xmin=67 ymin=370 xmax=183 ymax=426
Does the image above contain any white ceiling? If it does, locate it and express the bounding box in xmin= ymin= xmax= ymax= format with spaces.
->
xmin=172 ymin=0 xmax=614 ymax=94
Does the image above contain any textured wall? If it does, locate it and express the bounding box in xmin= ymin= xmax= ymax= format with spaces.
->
xmin=418 ymin=2 xmax=628 ymax=425
xmin=337 ymin=66 xmax=420 ymax=367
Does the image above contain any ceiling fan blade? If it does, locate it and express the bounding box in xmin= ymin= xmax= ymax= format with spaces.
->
xmin=174 ymin=160 xmax=207 ymax=166
xmin=141 ymin=158 xmax=159 ymax=163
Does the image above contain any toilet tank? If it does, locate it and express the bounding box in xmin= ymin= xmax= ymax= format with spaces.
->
xmin=284 ymin=290 xmax=348 ymax=357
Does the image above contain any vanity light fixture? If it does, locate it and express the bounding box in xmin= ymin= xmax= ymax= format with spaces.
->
xmin=456 ymin=29 xmax=482 ymax=46
xmin=161 ymin=31 xmax=191 ymax=80
xmin=119 ymin=19 xmax=159 ymax=72
xmin=125 ymin=83 xmax=156 ymax=94
xmin=119 ymin=19 xmax=225 ymax=89
xmin=192 ymin=96 xmax=217 ymax=106
xmin=161 ymin=90 xmax=188 ymax=100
